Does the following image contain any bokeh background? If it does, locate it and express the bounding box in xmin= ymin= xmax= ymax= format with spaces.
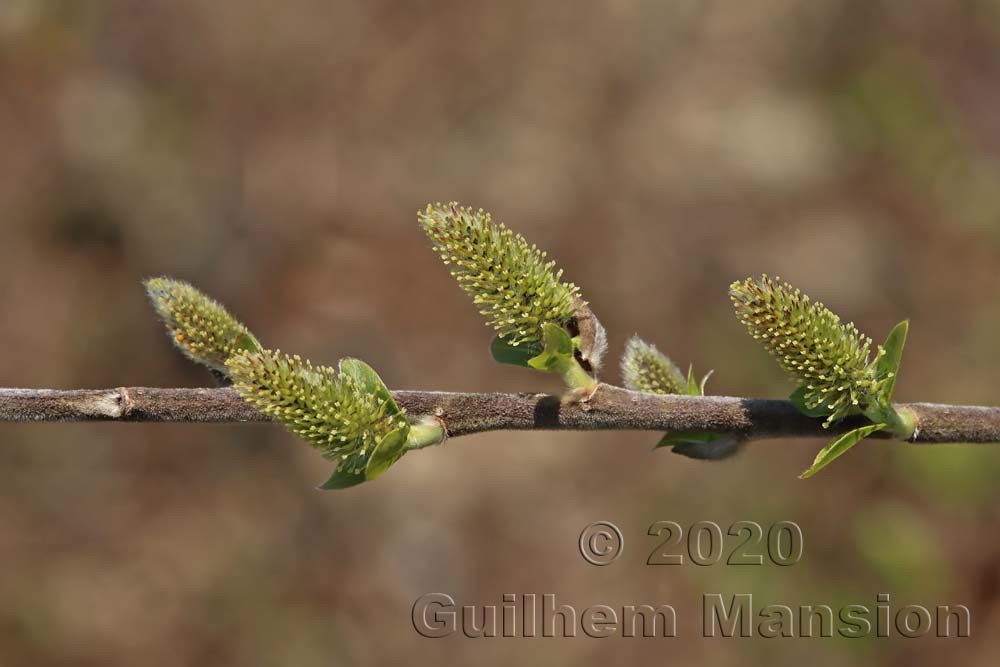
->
xmin=2 ymin=0 xmax=1000 ymax=664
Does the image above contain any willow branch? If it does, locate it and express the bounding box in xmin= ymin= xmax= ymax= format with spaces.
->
xmin=1 ymin=384 xmax=999 ymax=444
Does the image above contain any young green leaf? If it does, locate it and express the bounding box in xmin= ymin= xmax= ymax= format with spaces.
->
xmin=685 ymin=366 xmax=701 ymax=397
xmin=799 ymin=422 xmax=886 ymax=479
xmin=527 ymin=323 xmax=575 ymax=372
xmin=655 ymin=430 xmax=743 ymax=461
xmin=339 ymin=357 xmax=401 ymax=417
xmin=318 ymin=467 xmax=367 ymax=490
xmin=655 ymin=431 xmax=722 ymax=449
xmin=365 ymin=427 xmax=409 ymax=480
xmin=874 ymin=320 xmax=908 ymax=405
xmin=668 ymin=435 xmax=744 ymax=461
xmin=523 ymin=323 xmax=596 ymax=390
xmin=490 ymin=334 xmax=542 ymax=368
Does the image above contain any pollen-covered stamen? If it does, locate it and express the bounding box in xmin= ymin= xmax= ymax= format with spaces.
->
xmin=730 ymin=275 xmax=885 ymax=425
xmin=419 ymin=202 xmax=582 ymax=346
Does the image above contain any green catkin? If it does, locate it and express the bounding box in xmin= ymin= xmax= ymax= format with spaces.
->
xmin=145 ymin=277 xmax=258 ymax=372
xmin=621 ymin=336 xmax=687 ymax=395
xmin=419 ymin=202 xmax=582 ymax=346
xmin=227 ymin=349 xmax=408 ymax=474
xmin=730 ymin=275 xmax=888 ymax=425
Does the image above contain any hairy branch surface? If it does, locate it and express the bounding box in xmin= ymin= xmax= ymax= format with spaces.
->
xmin=2 ymin=385 xmax=999 ymax=445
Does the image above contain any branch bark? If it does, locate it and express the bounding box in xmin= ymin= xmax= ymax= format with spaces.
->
xmin=2 ymin=385 xmax=999 ymax=444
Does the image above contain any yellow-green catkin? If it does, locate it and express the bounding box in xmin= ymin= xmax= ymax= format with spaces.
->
xmin=145 ymin=277 xmax=259 ymax=372
xmin=419 ymin=202 xmax=582 ymax=346
xmin=730 ymin=275 xmax=888 ymax=424
xmin=227 ymin=349 xmax=408 ymax=474
xmin=621 ymin=336 xmax=686 ymax=394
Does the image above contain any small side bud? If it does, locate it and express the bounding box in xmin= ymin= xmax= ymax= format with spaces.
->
xmin=621 ymin=336 xmax=686 ymax=394
xmin=145 ymin=277 xmax=260 ymax=374
xmin=622 ymin=335 xmax=741 ymax=459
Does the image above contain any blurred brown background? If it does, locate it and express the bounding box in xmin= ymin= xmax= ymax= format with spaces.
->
xmin=2 ymin=0 xmax=1000 ymax=665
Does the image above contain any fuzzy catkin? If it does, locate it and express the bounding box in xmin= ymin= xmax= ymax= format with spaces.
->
xmin=227 ymin=349 xmax=407 ymax=474
xmin=621 ymin=336 xmax=687 ymax=395
xmin=419 ymin=202 xmax=582 ymax=346
xmin=145 ymin=277 xmax=258 ymax=372
xmin=730 ymin=275 xmax=886 ymax=423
